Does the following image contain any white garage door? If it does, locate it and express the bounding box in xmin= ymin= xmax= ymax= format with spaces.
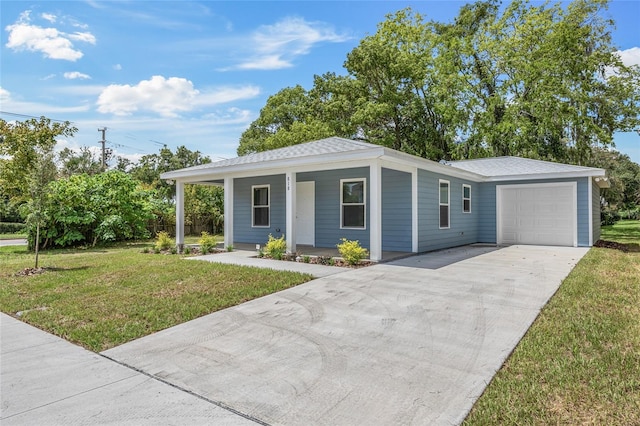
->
xmin=497 ymin=183 xmax=576 ymax=247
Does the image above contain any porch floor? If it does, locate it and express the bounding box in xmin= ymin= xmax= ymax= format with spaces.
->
xmin=229 ymin=243 xmax=411 ymax=263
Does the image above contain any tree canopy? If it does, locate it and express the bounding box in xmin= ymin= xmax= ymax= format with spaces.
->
xmin=237 ymin=0 xmax=640 ymax=165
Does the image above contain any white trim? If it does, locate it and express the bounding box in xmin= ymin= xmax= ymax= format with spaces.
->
xmin=224 ymin=178 xmax=233 ymax=248
xmin=251 ymin=184 xmax=270 ymax=228
xmin=439 ymin=179 xmax=450 ymax=229
xmin=285 ymin=172 xmax=296 ymax=253
xmin=496 ymin=182 xmax=578 ymax=247
xmin=411 ymin=168 xmax=418 ymax=253
xmin=175 ymin=181 xmax=184 ymax=248
xmin=588 ymin=178 xmax=593 ymax=246
xmin=340 ymin=178 xmax=367 ymax=230
xmin=369 ymin=162 xmax=382 ymax=262
xmin=462 ymin=184 xmax=471 ymax=214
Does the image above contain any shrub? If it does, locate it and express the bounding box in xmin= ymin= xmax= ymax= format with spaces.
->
xmin=170 ymin=247 xmax=177 ymax=255
xmin=199 ymin=231 xmax=217 ymax=254
xmin=155 ymin=231 xmax=173 ymax=251
xmin=0 ymin=222 xmax=25 ymax=234
xmin=184 ymin=246 xmax=191 ymax=255
xmin=226 ymin=245 xmax=234 ymax=252
xmin=264 ymin=234 xmax=286 ymax=259
xmin=337 ymin=238 xmax=369 ymax=265
xmin=303 ymin=255 xmax=310 ymax=263
xmin=601 ymin=207 xmax=620 ymax=226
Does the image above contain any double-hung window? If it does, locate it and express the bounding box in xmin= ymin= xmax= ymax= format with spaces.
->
xmin=341 ymin=178 xmax=366 ymax=229
xmin=439 ymin=180 xmax=450 ymax=229
xmin=463 ymin=184 xmax=471 ymax=213
xmin=252 ymin=185 xmax=270 ymax=227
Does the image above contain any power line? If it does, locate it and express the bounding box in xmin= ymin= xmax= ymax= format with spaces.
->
xmin=0 ymin=110 xmax=72 ymax=123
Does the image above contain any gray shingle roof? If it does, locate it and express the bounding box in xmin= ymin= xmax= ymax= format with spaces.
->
xmin=448 ymin=156 xmax=600 ymax=177
xmin=174 ymin=137 xmax=381 ymax=173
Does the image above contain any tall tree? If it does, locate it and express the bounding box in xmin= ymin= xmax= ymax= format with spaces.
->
xmin=58 ymin=146 xmax=104 ymax=178
xmin=0 ymin=117 xmax=77 ymax=200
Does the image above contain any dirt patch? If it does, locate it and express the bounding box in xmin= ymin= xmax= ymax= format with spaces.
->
xmin=15 ymin=267 xmax=48 ymax=276
xmin=594 ymin=240 xmax=630 ymax=252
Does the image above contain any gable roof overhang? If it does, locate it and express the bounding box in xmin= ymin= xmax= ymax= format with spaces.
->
xmin=160 ymin=137 xmax=485 ymax=184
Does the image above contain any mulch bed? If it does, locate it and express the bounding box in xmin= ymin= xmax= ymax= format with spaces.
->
xmin=594 ymin=240 xmax=629 ymax=253
xmin=15 ymin=267 xmax=48 ymax=276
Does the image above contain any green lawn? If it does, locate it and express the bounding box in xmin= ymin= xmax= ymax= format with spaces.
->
xmin=0 ymin=232 xmax=25 ymax=240
xmin=464 ymin=220 xmax=640 ymax=425
xmin=0 ymin=243 xmax=311 ymax=352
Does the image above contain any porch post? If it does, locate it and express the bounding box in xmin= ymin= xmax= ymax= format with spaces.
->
xmin=175 ymin=181 xmax=185 ymax=253
xmin=285 ymin=171 xmax=296 ymax=254
xmin=369 ymin=160 xmax=382 ymax=261
xmin=412 ymin=167 xmax=418 ymax=253
xmin=224 ymin=177 xmax=234 ymax=249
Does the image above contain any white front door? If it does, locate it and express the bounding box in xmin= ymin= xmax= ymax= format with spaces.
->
xmin=296 ymin=181 xmax=315 ymax=245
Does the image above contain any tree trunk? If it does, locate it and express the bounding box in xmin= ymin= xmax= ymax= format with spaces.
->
xmin=35 ymin=222 xmax=40 ymax=269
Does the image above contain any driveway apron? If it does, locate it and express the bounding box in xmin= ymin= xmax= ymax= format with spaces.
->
xmin=103 ymin=245 xmax=588 ymax=425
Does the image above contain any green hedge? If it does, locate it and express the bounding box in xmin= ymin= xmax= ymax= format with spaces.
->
xmin=0 ymin=222 xmax=26 ymax=234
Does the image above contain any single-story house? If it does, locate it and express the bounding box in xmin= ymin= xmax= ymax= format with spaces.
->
xmin=160 ymin=137 xmax=609 ymax=261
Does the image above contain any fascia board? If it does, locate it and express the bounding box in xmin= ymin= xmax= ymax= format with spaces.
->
xmin=486 ymin=169 xmax=607 ymax=182
xmin=162 ymin=148 xmax=384 ymax=182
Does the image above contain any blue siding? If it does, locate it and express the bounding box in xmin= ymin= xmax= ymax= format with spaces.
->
xmin=298 ymin=167 xmax=370 ymax=249
xmin=478 ymin=177 xmax=590 ymax=246
xmin=233 ymin=174 xmax=286 ymax=244
xmin=382 ymin=168 xmax=412 ymax=252
xmin=592 ymin=180 xmax=601 ymax=243
xmin=417 ymin=169 xmax=478 ymax=252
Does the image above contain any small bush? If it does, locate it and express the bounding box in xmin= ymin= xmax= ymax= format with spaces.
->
xmin=303 ymin=255 xmax=310 ymax=263
xmin=0 ymin=222 xmax=25 ymax=234
xmin=142 ymin=247 xmax=150 ymax=254
xmin=199 ymin=232 xmax=217 ymax=254
xmin=153 ymin=247 xmax=161 ymax=254
xmin=170 ymin=247 xmax=177 ymax=255
xmin=337 ymin=238 xmax=369 ymax=265
xmin=155 ymin=231 xmax=173 ymax=251
xmin=183 ymin=246 xmax=191 ymax=255
xmin=601 ymin=207 xmax=620 ymax=226
xmin=226 ymin=245 xmax=234 ymax=252
xmin=264 ymin=234 xmax=286 ymax=259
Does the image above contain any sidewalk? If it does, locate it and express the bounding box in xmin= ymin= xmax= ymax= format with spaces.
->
xmin=0 ymin=313 xmax=255 ymax=425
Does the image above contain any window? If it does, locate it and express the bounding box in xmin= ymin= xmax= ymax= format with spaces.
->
xmin=252 ymin=185 xmax=269 ymax=227
xmin=463 ymin=184 xmax=471 ymax=213
xmin=439 ymin=180 xmax=450 ymax=229
xmin=341 ymin=179 xmax=366 ymax=229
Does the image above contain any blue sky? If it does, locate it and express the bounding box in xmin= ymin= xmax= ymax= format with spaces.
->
xmin=1 ymin=1 xmax=639 ymax=165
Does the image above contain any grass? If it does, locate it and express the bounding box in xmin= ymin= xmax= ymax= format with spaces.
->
xmin=0 ymin=242 xmax=312 ymax=352
xmin=0 ymin=232 xmax=25 ymax=240
xmin=464 ymin=220 xmax=640 ymax=425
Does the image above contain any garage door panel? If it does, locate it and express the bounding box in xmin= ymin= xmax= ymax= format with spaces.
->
xmin=498 ymin=184 xmax=576 ymax=247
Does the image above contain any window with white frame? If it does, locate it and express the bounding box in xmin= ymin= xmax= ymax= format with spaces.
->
xmin=252 ymin=185 xmax=270 ymax=227
xmin=341 ymin=178 xmax=366 ymax=229
xmin=439 ymin=180 xmax=450 ymax=228
xmin=463 ymin=184 xmax=471 ymax=213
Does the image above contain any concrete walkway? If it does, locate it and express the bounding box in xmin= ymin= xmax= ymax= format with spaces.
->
xmin=103 ymin=245 xmax=589 ymax=425
xmin=0 ymin=239 xmax=27 ymax=247
xmin=0 ymin=313 xmax=257 ymax=425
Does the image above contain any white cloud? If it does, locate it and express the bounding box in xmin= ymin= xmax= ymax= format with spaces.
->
xmin=64 ymin=71 xmax=91 ymax=80
xmin=96 ymin=75 xmax=260 ymax=117
xmin=4 ymin=10 xmax=96 ymax=61
xmin=616 ymin=47 xmax=640 ymax=68
xmin=41 ymin=13 xmax=56 ymax=23
xmin=234 ymin=17 xmax=350 ymax=70
xmin=42 ymin=73 xmax=56 ymax=80
xmin=0 ymin=86 xmax=91 ymax=114
xmin=0 ymin=87 xmax=10 ymax=101
xmin=113 ymin=64 xmax=122 ymax=71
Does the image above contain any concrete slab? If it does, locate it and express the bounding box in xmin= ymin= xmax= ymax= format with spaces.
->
xmin=0 ymin=313 xmax=256 ymax=425
xmin=0 ymin=239 xmax=27 ymax=247
xmin=104 ymin=245 xmax=589 ymax=425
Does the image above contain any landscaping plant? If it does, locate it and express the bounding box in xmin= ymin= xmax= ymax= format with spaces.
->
xmin=264 ymin=234 xmax=286 ymax=260
xmin=337 ymin=238 xmax=369 ymax=265
xmin=155 ymin=231 xmax=173 ymax=251
xmin=198 ymin=231 xmax=217 ymax=254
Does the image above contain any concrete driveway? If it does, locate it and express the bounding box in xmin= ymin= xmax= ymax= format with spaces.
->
xmin=104 ymin=244 xmax=588 ymax=425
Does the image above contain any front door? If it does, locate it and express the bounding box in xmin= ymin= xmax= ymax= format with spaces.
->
xmin=296 ymin=181 xmax=315 ymax=245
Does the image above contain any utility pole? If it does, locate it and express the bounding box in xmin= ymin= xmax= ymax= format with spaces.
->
xmin=98 ymin=127 xmax=107 ymax=170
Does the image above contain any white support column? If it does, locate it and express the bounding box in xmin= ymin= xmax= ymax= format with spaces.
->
xmin=412 ymin=167 xmax=418 ymax=253
xmin=285 ymin=171 xmax=297 ymax=254
xmin=224 ymin=177 xmax=234 ymax=249
xmin=369 ymin=160 xmax=382 ymax=262
xmin=175 ymin=181 xmax=185 ymax=253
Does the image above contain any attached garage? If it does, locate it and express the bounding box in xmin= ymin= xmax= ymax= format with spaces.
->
xmin=497 ymin=183 xmax=577 ymax=247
